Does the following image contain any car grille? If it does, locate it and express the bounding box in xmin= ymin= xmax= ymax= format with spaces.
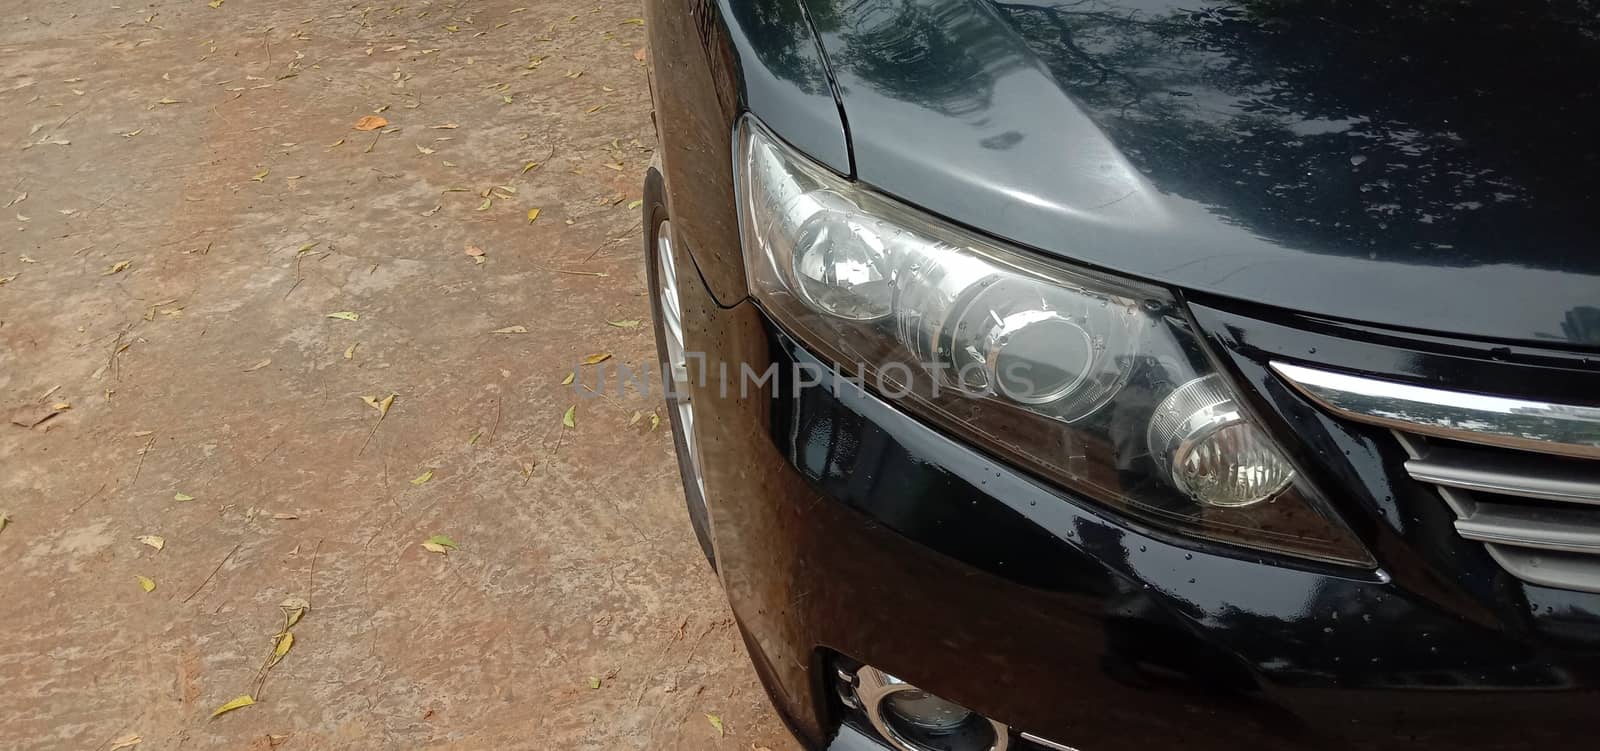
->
xmin=1395 ymin=432 xmax=1600 ymax=593
xmin=1269 ymin=361 xmax=1600 ymax=593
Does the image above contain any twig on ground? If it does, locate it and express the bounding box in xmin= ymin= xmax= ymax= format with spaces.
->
xmin=183 ymin=543 xmax=241 ymax=603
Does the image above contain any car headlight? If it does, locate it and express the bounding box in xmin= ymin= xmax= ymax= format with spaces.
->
xmin=735 ymin=117 xmax=1371 ymax=567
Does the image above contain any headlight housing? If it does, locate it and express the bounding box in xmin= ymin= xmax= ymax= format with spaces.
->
xmin=736 ymin=117 xmax=1370 ymax=567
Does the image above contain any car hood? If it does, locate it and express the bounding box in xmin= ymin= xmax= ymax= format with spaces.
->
xmin=796 ymin=0 xmax=1600 ymax=348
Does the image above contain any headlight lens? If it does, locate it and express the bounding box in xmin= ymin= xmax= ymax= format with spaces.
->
xmin=736 ymin=117 xmax=1370 ymax=566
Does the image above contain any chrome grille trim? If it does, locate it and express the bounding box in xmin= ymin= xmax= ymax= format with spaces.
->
xmin=1273 ymin=361 xmax=1600 ymax=592
xmin=1454 ymin=502 xmax=1600 ymax=554
xmin=1404 ymin=444 xmax=1600 ymax=506
xmin=1389 ymin=431 xmax=1600 ymax=593
xmin=1270 ymin=361 xmax=1600 ymax=460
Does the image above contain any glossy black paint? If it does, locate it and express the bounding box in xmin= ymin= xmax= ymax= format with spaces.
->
xmin=663 ymin=238 xmax=1600 ymax=747
xmin=644 ymin=0 xmax=851 ymax=306
xmin=788 ymin=0 xmax=1600 ymax=348
xmin=643 ymin=0 xmax=1600 ymax=748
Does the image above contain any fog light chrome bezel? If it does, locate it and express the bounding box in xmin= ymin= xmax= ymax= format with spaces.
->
xmin=854 ymin=666 xmax=1010 ymax=751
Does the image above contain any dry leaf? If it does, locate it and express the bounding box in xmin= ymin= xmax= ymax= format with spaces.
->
xmin=526 ymin=207 xmax=541 ymax=224
xmin=606 ymin=319 xmax=642 ymax=329
xmin=427 ymin=534 xmax=458 ymax=549
xmin=561 ymin=371 xmax=576 ymax=386
xmin=410 ymin=470 xmax=433 ymax=486
xmin=280 ymin=597 xmax=309 ymax=629
xmin=491 ymin=325 xmax=528 ymax=334
xmin=464 ymin=245 xmax=486 ymax=266
xmin=353 ymin=115 xmax=388 ymax=131
xmin=588 ymin=676 xmax=602 ymax=689
xmin=242 ymin=359 xmax=272 ymax=372
xmin=0 ymin=512 xmax=9 ymax=535
xmin=136 ymin=575 xmax=157 ymax=593
xmin=627 ymin=199 xmax=643 ymax=210
xmin=174 ymin=492 xmax=194 ymax=502
xmin=136 ymin=534 xmax=165 ymax=551
xmin=344 ymin=342 xmax=359 ymax=359
xmin=108 ymin=734 xmax=142 ymax=751
xmin=272 ymin=512 xmax=298 ymax=520
xmin=634 ymin=47 xmax=647 ymax=62
xmin=210 ymin=695 xmax=255 ymax=719
xmin=270 ymin=632 xmax=294 ymax=667
xmin=102 ymin=260 xmax=132 ymax=275
xmin=326 ymin=311 xmax=360 ymax=321
xmin=580 ymin=352 xmax=612 ymax=365
xmin=421 ymin=541 xmax=450 ymax=555
xmin=251 ymin=169 xmax=270 ymax=182
xmin=361 ymin=394 xmax=397 ymax=416
xmin=706 ymin=714 xmax=724 ymax=737
xmin=562 ymin=405 xmax=576 ymax=428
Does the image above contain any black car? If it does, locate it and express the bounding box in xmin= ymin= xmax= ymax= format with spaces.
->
xmin=639 ymin=1 xmax=1600 ymax=749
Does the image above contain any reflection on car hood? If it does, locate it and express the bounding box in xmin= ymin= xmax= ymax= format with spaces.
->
xmin=793 ymin=0 xmax=1600 ymax=348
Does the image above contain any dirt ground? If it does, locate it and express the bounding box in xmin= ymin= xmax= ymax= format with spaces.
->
xmin=0 ymin=2 xmax=800 ymax=749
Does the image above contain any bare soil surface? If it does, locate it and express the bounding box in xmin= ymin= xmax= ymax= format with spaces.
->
xmin=0 ymin=2 xmax=797 ymax=749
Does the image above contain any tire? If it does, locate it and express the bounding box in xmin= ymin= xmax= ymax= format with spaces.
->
xmin=643 ymin=164 xmax=716 ymax=569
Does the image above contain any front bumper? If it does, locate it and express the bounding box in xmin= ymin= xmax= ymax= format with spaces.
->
xmin=661 ymin=219 xmax=1600 ymax=750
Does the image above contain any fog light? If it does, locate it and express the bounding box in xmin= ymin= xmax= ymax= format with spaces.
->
xmin=1148 ymin=375 xmax=1295 ymax=507
xmin=854 ymin=667 xmax=1009 ymax=751
xmin=884 ymin=679 xmax=974 ymax=734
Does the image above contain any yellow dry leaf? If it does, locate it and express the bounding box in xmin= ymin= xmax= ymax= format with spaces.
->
xmin=136 ymin=535 xmax=165 ymax=551
xmin=410 ymin=470 xmax=433 ymax=486
xmin=242 ymin=359 xmax=271 ymax=373
xmin=627 ymin=199 xmax=643 ymax=210
xmin=606 ymin=319 xmax=642 ymax=329
xmin=136 ymin=575 xmax=156 ymax=593
xmin=326 ymin=311 xmax=360 ymax=321
xmin=209 ymin=695 xmax=255 ymax=719
xmin=580 ymin=352 xmax=612 ymax=365
xmin=353 ymin=115 xmax=388 ymax=131
xmin=421 ymin=541 xmax=450 ymax=554
xmin=102 ymin=260 xmax=132 ymax=275
xmin=251 ymin=169 xmax=270 ymax=182
xmin=526 ymin=207 xmax=540 ymax=224
xmin=706 ymin=714 xmax=724 ymax=736
xmin=344 ymin=342 xmax=359 ymax=359
xmin=280 ymin=597 xmax=309 ymax=630
xmin=174 ymin=492 xmax=194 ymax=502
xmin=109 ymin=734 xmax=143 ymax=751
xmin=561 ymin=371 xmax=575 ymax=386
xmin=269 ymin=632 xmax=294 ymax=667
xmin=376 ymin=393 xmax=396 ymax=417
xmin=492 ymin=325 xmax=528 ymax=334
xmin=562 ymin=405 xmax=576 ymax=428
